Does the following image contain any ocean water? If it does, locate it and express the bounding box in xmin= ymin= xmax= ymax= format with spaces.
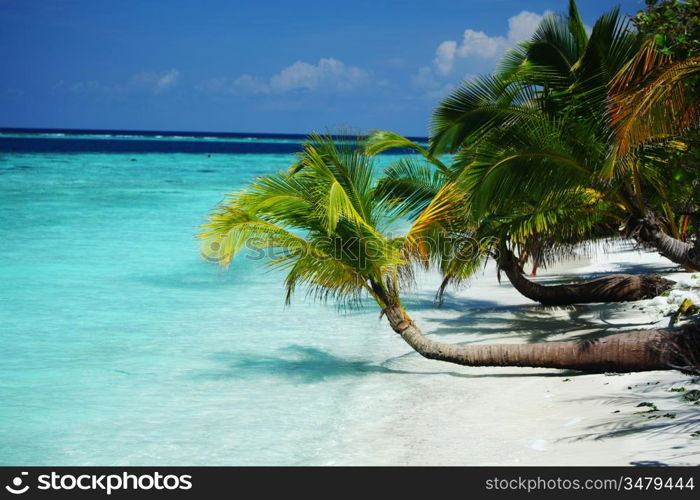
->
xmin=5 ymin=131 xmax=696 ymax=466
xmin=0 ymin=130 xmax=439 ymax=465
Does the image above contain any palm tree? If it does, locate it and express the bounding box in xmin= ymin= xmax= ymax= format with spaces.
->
xmin=430 ymin=1 xmax=639 ymax=157
xmin=366 ymin=129 xmax=676 ymax=305
xmin=609 ymin=40 xmax=700 ymax=270
xmin=199 ymin=134 xmax=698 ymax=372
xmin=424 ymin=0 xmax=698 ymax=285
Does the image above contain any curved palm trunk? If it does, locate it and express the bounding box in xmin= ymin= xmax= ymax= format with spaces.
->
xmin=383 ymin=305 xmax=699 ymax=373
xmin=637 ymin=215 xmax=700 ymax=272
xmin=500 ymin=250 xmax=675 ymax=306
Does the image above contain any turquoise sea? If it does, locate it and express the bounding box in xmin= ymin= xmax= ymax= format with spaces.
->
xmin=0 ymin=131 xmax=437 ymax=465
xmin=6 ymin=132 xmax=697 ymax=467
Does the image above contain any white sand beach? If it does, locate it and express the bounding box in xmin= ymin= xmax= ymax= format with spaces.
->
xmin=320 ymin=241 xmax=700 ymax=466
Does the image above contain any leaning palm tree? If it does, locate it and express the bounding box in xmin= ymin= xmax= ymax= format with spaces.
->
xmin=428 ymin=0 xmax=696 ymax=277
xmin=366 ymin=129 xmax=676 ymax=306
xmin=199 ymin=134 xmax=698 ymax=372
xmin=429 ymin=1 xmax=650 ymax=220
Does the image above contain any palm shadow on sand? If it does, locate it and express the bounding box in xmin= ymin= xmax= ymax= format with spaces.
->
xmin=413 ymin=297 xmax=658 ymax=344
xmin=557 ymin=388 xmax=700 ymax=465
xmin=193 ymin=345 xmax=580 ymax=383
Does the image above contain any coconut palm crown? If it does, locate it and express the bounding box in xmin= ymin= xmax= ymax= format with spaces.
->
xmin=198 ymin=134 xmax=455 ymax=310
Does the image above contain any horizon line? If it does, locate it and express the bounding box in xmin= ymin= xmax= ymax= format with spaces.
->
xmin=0 ymin=126 xmax=429 ymax=141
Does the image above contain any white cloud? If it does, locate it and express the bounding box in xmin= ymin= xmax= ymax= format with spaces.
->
xmin=155 ymin=69 xmax=179 ymax=91
xmin=70 ymin=69 xmax=180 ymax=95
xmin=417 ymin=9 xmax=553 ymax=86
xmin=231 ymin=74 xmax=269 ymax=95
xmin=434 ymin=40 xmax=457 ymax=75
xmin=507 ymin=10 xmax=548 ymax=43
xmin=272 ymin=58 xmax=366 ymax=92
xmin=205 ymin=58 xmax=369 ymax=96
xmin=461 ymin=29 xmax=508 ymax=60
xmin=128 ymin=69 xmax=180 ymax=94
xmin=205 ymin=57 xmax=369 ymax=95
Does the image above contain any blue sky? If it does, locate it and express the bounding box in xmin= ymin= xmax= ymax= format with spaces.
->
xmin=1 ymin=0 xmax=645 ymax=136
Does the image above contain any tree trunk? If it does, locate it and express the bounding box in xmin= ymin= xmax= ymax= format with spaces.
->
xmin=636 ymin=214 xmax=700 ymax=271
xmin=499 ymin=250 xmax=675 ymax=306
xmin=383 ymin=305 xmax=699 ymax=373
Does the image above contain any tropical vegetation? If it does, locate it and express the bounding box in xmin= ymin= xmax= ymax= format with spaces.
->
xmin=200 ymin=0 xmax=700 ymax=373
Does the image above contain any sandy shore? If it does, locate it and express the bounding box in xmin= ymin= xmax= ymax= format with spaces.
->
xmin=322 ymin=241 xmax=700 ymax=466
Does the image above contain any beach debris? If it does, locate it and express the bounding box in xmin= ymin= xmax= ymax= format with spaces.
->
xmin=682 ymin=389 xmax=700 ymax=402
xmin=662 ymin=413 xmax=677 ymax=419
xmin=636 ymin=402 xmax=658 ymax=412
xmin=691 ymin=431 xmax=700 ymax=438
xmin=562 ymin=378 xmax=571 ymax=382
xmin=669 ymin=386 xmax=686 ymax=392
xmin=679 ymin=298 xmax=698 ymax=315
xmin=643 ymin=281 xmax=700 ymax=320
xmin=669 ymin=297 xmax=699 ymax=326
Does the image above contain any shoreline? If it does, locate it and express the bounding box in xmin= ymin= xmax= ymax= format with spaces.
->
xmin=321 ymin=241 xmax=699 ymax=466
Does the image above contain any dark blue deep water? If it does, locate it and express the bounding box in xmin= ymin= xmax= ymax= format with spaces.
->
xmin=0 ymin=128 xmax=426 ymax=154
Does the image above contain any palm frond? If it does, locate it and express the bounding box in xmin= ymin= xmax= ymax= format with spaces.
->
xmin=430 ymin=74 xmax=542 ymax=155
xmin=199 ymin=133 xmax=425 ymax=310
xmin=567 ymin=0 xmax=589 ymax=55
xmin=365 ymin=130 xmax=450 ymax=175
xmin=376 ymin=157 xmax=446 ymax=217
xmin=402 ymin=182 xmax=462 ymax=265
xmin=610 ymin=41 xmax=700 ymax=155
